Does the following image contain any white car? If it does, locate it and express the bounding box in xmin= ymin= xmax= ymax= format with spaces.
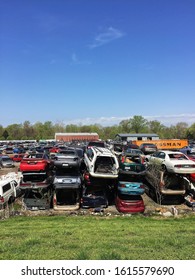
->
xmin=145 ymin=150 xmax=195 ymax=174
xmin=84 ymin=146 xmax=119 ymax=178
xmin=0 ymin=172 xmax=22 ymax=209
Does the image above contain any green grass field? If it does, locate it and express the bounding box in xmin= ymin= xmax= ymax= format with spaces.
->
xmin=0 ymin=214 xmax=195 ymax=260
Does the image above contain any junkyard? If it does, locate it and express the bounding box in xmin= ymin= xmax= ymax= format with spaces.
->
xmin=1 ymin=136 xmax=195 ymax=220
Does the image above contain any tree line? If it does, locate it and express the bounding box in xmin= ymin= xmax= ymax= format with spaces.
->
xmin=0 ymin=116 xmax=195 ymax=141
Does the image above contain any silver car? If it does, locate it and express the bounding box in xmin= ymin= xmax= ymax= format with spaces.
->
xmin=0 ymin=155 xmax=15 ymax=168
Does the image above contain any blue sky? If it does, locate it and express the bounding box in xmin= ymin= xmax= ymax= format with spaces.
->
xmin=0 ymin=0 xmax=195 ymax=127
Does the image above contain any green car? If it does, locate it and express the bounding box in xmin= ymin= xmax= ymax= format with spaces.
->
xmin=118 ymin=148 xmax=146 ymax=177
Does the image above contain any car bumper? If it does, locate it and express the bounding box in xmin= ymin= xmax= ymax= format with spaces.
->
xmin=118 ymin=188 xmax=145 ymax=195
xmin=54 ymin=183 xmax=81 ymax=189
xmin=119 ymin=169 xmax=146 ymax=176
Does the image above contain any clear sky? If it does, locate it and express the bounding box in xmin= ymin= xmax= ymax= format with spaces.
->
xmin=0 ymin=0 xmax=195 ymax=127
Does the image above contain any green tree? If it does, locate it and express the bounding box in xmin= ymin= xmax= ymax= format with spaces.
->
xmin=53 ymin=122 xmax=66 ymax=133
xmin=65 ymin=124 xmax=79 ymax=133
xmin=119 ymin=119 xmax=130 ymax=133
xmin=128 ymin=115 xmax=148 ymax=133
xmin=33 ymin=122 xmax=45 ymax=140
xmin=174 ymin=122 xmax=188 ymax=139
xmin=148 ymin=120 xmax=166 ymax=138
xmin=23 ymin=121 xmax=36 ymax=139
xmin=6 ymin=124 xmax=23 ymax=139
xmin=187 ymin=123 xmax=195 ymax=140
xmin=0 ymin=125 xmax=4 ymax=140
xmin=42 ymin=121 xmax=55 ymax=139
xmin=2 ymin=129 xmax=9 ymax=140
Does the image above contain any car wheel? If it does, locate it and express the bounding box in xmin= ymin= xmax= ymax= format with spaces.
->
xmin=8 ymin=196 xmax=15 ymax=204
xmin=161 ymin=164 xmax=167 ymax=172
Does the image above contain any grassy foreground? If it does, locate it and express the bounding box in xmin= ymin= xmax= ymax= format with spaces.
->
xmin=0 ymin=214 xmax=195 ymax=260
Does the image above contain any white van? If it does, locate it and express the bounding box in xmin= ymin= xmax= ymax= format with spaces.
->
xmin=0 ymin=173 xmax=22 ymax=209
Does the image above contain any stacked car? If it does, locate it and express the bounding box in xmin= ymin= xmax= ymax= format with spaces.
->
xmin=81 ymin=145 xmax=119 ymax=209
xmin=19 ymin=152 xmax=54 ymax=210
xmin=4 ymin=139 xmax=195 ymax=213
xmin=52 ymin=147 xmax=83 ymax=211
xmin=116 ymin=148 xmax=146 ymax=213
xmin=144 ymin=150 xmax=195 ymax=204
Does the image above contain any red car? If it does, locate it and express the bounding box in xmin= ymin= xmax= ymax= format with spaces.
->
xmin=186 ymin=152 xmax=195 ymax=162
xmin=12 ymin=154 xmax=24 ymax=162
xmin=49 ymin=147 xmax=60 ymax=153
xmin=115 ymin=193 xmax=145 ymax=213
xmin=19 ymin=153 xmax=53 ymax=173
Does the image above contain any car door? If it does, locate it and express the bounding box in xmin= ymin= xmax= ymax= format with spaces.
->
xmin=154 ymin=151 xmax=166 ymax=166
xmin=150 ymin=151 xmax=165 ymax=166
xmin=147 ymin=151 xmax=159 ymax=164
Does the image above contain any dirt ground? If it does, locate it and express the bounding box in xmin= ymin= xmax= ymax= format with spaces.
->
xmin=0 ymin=163 xmax=194 ymax=217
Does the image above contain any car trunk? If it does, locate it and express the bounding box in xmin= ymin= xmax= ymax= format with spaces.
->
xmin=20 ymin=172 xmax=54 ymax=189
xmin=116 ymin=194 xmax=145 ymax=213
xmin=53 ymin=188 xmax=80 ymax=210
xmin=22 ymin=187 xmax=52 ymax=210
xmin=81 ymin=185 xmax=108 ymax=208
xmin=94 ymin=156 xmax=117 ymax=175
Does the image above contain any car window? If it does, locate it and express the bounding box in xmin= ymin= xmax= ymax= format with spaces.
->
xmin=12 ymin=180 xmax=18 ymax=187
xmin=3 ymin=183 xmax=11 ymax=193
xmin=187 ymin=151 xmax=195 ymax=156
xmin=59 ymin=150 xmax=76 ymax=156
xmin=86 ymin=148 xmax=94 ymax=160
xmin=169 ymin=153 xmax=187 ymax=160
xmin=158 ymin=152 xmax=165 ymax=159
xmin=2 ymin=157 xmax=11 ymax=162
xmin=88 ymin=141 xmax=105 ymax=148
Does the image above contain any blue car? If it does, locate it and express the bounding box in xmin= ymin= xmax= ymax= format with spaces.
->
xmin=117 ymin=181 xmax=145 ymax=195
xmin=179 ymin=145 xmax=195 ymax=155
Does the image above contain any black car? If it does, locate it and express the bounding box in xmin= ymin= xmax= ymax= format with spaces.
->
xmin=86 ymin=141 xmax=106 ymax=149
xmin=81 ymin=186 xmax=108 ymax=209
xmin=53 ymin=148 xmax=81 ymax=170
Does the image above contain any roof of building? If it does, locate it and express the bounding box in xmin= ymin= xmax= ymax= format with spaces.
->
xmin=55 ymin=133 xmax=98 ymax=136
xmin=115 ymin=133 xmax=159 ymax=137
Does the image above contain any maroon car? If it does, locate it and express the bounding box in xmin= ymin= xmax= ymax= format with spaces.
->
xmin=115 ymin=193 xmax=145 ymax=213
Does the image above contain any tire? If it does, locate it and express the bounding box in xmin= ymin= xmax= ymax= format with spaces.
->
xmin=161 ymin=164 xmax=167 ymax=172
xmin=8 ymin=196 xmax=15 ymax=204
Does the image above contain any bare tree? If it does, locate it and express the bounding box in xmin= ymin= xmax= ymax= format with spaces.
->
xmin=145 ymin=164 xmax=165 ymax=204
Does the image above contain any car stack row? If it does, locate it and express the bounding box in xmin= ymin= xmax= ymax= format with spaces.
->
xmin=19 ymin=152 xmax=54 ymax=210
xmin=1 ymin=139 xmax=195 ymax=212
xmin=16 ymin=142 xmax=148 ymax=213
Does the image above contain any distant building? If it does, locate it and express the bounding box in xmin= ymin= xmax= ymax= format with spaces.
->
xmin=114 ymin=133 xmax=159 ymax=142
xmin=55 ymin=132 xmax=99 ymax=142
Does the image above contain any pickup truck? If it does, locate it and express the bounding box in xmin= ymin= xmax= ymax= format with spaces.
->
xmin=0 ymin=172 xmax=22 ymax=209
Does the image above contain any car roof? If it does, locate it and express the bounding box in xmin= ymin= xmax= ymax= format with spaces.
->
xmin=90 ymin=146 xmax=114 ymax=156
xmin=157 ymin=150 xmax=186 ymax=154
xmin=141 ymin=143 xmax=156 ymax=146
